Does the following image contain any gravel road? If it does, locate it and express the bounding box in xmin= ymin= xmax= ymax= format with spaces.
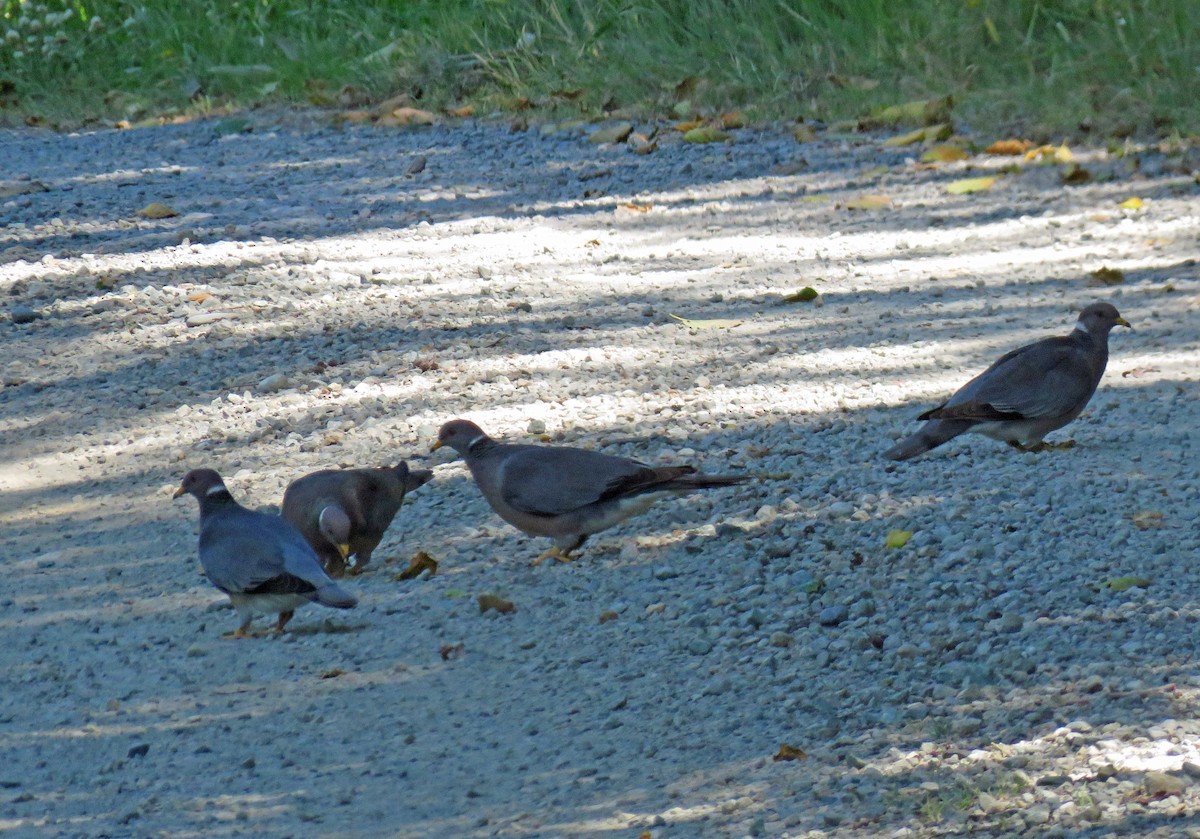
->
xmin=2 ymin=114 xmax=1199 ymax=837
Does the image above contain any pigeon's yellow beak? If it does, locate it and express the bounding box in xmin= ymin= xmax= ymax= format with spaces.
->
xmin=431 ymin=440 xmax=445 ymax=452
xmin=172 ymin=485 xmax=186 ymax=499
xmin=337 ymin=543 xmax=351 ymax=560
xmin=1116 ymin=317 xmax=1132 ymax=328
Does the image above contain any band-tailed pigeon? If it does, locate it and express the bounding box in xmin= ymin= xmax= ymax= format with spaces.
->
xmin=174 ymin=468 xmax=357 ymax=636
xmin=884 ymin=302 xmax=1131 ymax=461
xmin=433 ymin=419 xmax=749 ymax=563
xmin=281 ymin=463 xmax=433 ymax=577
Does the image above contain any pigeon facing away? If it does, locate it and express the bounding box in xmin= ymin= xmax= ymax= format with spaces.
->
xmin=281 ymin=463 xmax=433 ymax=577
xmin=174 ymin=468 xmax=358 ymax=637
xmin=884 ymin=302 xmax=1131 ymax=461
xmin=433 ymin=419 xmax=749 ymax=564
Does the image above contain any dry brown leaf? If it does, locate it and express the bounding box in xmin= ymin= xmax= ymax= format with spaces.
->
xmin=985 ymin=139 xmax=1031 ymax=155
xmin=448 ymin=104 xmax=475 ymax=118
xmin=439 ymin=642 xmax=464 ymax=661
xmin=589 ymin=123 xmax=633 ymax=144
xmin=136 ymin=202 xmax=178 ymax=219
xmin=1088 ymin=267 xmax=1125 ymax=286
xmin=792 ymin=123 xmax=818 ymax=143
xmin=319 ymin=668 xmax=346 ymax=679
xmin=378 ymin=107 xmax=437 ymax=127
xmin=774 ymin=744 xmax=808 ymax=761
xmin=187 ymin=292 xmax=211 ymax=303
xmin=1061 ymin=163 xmax=1091 ymax=184
xmin=673 ymin=119 xmax=704 ymax=132
xmin=478 ymin=593 xmax=516 ymax=615
xmin=627 ymin=132 xmax=657 ymax=154
xmin=598 ymin=610 xmax=619 ymax=624
xmin=720 ymin=110 xmax=746 ymax=129
xmin=619 ymin=202 xmax=653 ymax=213
xmin=1131 ymin=511 xmax=1164 ymax=530
xmin=394 ymin=551 xmax=438 ymax=580
xmin=843 ymin=194 xmax=893 ymax=210
xmin=1121 ymin=367 xmax=1159 ymax=378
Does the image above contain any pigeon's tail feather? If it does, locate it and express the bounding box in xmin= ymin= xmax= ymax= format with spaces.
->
xmin=661 ymin=473 xmax=751 ymax=492
xmin=313 ymin=582 xmax=358 ymax=609
xmin=405 ymin=468 xmax=434 ymax=491
xmin=883 ymin=419 xmax=974 ymax=461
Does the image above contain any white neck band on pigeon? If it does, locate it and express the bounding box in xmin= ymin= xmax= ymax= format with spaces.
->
xmin=468 ymin=433 xmax=487 ymax=449
xmin=1073 ymin=321 xmax=1088 ymax=333
xmin=206 ymin=484 xmax=227 ymax=496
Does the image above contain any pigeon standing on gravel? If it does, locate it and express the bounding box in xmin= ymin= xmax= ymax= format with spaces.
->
xmin=884 ymin=302 xmax=1131 ymax=461
xmin=281 ymin=463 xmax=433 ymax=577
xmin=174 ymin=468 xmax=358 ymax=637
xmin=433 ymin=419 xmax=749 ymax=563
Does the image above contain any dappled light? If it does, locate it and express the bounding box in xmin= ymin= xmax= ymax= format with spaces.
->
xmin=1 ymin=116 xmax=1198 ymax=836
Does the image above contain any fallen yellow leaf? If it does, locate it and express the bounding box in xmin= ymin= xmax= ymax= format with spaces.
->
xmin=377 ymin=107 xmax=436 ymax=127
xmin=921 ymin=144 xmax=969 ymax=163
xmin=870 ymin=95 xmax=953 ymax=127
xmin=781 ymin=287 xmax=819 ymax=303
xmin=883 ymin=126 xmax=930 ymax=147
xmin=1104 ymin=576 xmax=1151 ymax=592
xmin=985 ymin=139 xmax=1031 ymax=155
xmin=885 ymin=529 xmax=912 ymax=549
xmin=844 ymin=194 xmax=893 ymax=210
xmin=682 ymin=126 xmax=732 ymax=144
xmin=945 ymin=176 xmax=996 ymax=194
xmin=136 ymin=202 xmax=178 ymax=219
xmin=1119 ymin=196 xmax=1144 ymax=210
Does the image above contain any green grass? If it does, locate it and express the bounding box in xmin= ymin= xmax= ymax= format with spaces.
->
xmin=2 ymin=0 xmax=1197 ymax=136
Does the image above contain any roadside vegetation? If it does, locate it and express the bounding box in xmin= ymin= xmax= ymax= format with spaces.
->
xmin=1 ymin=0 xmax=1196 ymax=137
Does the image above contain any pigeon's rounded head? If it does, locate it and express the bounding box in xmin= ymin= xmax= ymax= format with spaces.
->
xmin=433 ymin=419 xmax=488 ymax=455
xmin=1078 ymin=302 xmax=1131 ymax=334
xmin=173 ymin=468 xmax=226 ymax=500
xmin=318 ymin=505 xmax=352 ymax=546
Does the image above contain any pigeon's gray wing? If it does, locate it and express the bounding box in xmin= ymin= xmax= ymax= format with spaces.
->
xmin=935 ymin=337 xmax=1095 ymax=421
xmin=491 ymin=445 xmax=655 ymax=517
xmin=200 ymin=506 xmax=332 ymax=594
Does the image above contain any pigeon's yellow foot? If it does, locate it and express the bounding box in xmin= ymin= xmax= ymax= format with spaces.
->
xmin=1041 ymin=439 xmax=1076 ymax=451
xmin=222 ymin=626 xmax=255 ymax=640
xmin=532 ymin=547 xmax=575 ymax=566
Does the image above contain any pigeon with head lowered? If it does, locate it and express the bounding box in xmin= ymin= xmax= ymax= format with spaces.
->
xmin=281 ymin=463 xmax=433 ymax=577
xmin=433 ymin=419 xmax=749 ymax=564
xmin=884 ymin=302 xmax=1131 ymax=461
xmin=174 ymin=468 xmax=358 ymax=637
